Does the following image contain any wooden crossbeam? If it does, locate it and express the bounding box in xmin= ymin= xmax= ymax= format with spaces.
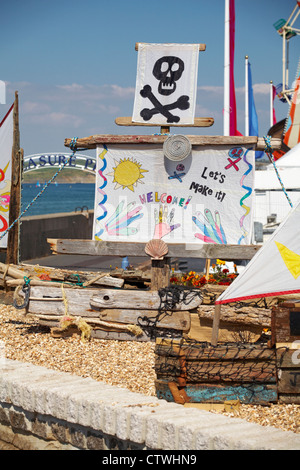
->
xmin=64 ymin=135 xmax=282 ymax=150
xmin=115 ymin=117 xmax=214 ymax=127
xmin=48 ymin=238 xmax=261 ymax=260
xmin=135 ymin=43 xmax=206 ymax=51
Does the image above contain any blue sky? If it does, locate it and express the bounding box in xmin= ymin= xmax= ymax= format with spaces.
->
xmin=1 ymin=0 xmax=299 ymax=157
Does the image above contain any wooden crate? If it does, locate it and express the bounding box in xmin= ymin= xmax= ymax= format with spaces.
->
xmin=155 ymin=338 xmax=278 ymax=405
xmin=271 ymin=301 xmax=300 ymax=345
xmin=276 ymin=348 xmax=300 ymax=404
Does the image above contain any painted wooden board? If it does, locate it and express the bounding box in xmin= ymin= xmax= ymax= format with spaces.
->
xmin=48 ymin=238 xmax=261 ymax=259
xmin=90 ymin=289 xmax=201 ymax=311
xmin=155 ymin=380 xmax=278 ymax=405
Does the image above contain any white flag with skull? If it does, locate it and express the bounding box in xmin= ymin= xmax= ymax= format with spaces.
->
xmin=132 ymin=43 xmax=199 ymax=125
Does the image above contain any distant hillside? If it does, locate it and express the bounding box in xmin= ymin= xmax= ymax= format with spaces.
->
xmin=22 ymin=168 xmax=95 ymax=184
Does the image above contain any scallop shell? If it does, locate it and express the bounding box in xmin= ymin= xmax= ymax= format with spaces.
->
xmin=145 ymin=239 xmax=168 ymax=260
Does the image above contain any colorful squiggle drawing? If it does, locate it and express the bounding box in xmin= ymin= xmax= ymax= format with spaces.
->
xmin=238 ymin=148 xmax=253 ymax=244
xmin=153 ymin=205 xmax=180 ymax=239
xmin=105 ymin=201 xmax=143 ymax=236
xmin=94 ymin=145 xmax=108 ymax=240
xmin=193 ymin=209 xmax=227 ymax=244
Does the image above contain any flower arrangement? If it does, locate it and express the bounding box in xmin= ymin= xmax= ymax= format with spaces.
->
xmin=170 ymin=259 xmax=238 ymax=288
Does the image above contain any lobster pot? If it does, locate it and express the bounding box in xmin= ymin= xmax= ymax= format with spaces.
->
xmin=155 ymin=338 xmax=278 ymax=405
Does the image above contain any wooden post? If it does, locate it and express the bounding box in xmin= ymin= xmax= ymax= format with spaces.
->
xmin=6 ymin=91 xmax=22 ymax=265
xmin=205 ymin=258 xmax=211 ymax=280
xmin=211 ymin=303 xmax=222 ymax=346
xmin=151 ymin=258 xmax=170 ymax=291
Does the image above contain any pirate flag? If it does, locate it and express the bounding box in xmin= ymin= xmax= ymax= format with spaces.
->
xmin=132 ymin=43 xmax=199 ymax=125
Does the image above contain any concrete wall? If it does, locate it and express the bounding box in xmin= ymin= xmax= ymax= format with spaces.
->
xmin=20 ymin=210 xmax=94 ymax=261
xmin=1 ymin=359 xmax=300 ymax=451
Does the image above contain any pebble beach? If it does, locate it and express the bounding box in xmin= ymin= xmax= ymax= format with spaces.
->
xmin=0 ymin=303 xmax=299 ymax=435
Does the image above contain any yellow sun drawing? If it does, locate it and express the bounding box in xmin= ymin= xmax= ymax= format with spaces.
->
xmin=107 ymin=157 xmax=148 ymax=192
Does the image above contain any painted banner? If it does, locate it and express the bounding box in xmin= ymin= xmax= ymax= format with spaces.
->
xmin=93 ymin=144 xmax=255 ymax=246
xmin=0 ymin=104 xmax=13 ymax=248
xmin=132 ymin=43 xmax=199 ymax=125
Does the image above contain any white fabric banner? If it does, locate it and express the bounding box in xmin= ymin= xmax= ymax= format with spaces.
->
xmin=0 ymin=105 xmax=13 ymax=248
xmin=216 ymin=197 xmax=300 ymax=304
xmin=93 ymin=144 xmax=255 ymax=246
xmin=132 ymin=43 xmax=199 ymax=125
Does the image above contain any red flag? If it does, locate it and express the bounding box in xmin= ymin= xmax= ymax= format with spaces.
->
xmin=229 ymin=0 xmax=241 ymax=136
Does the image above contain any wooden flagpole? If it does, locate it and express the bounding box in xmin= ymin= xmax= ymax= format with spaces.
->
xmin=6 ymin=91 xmax=22 ymax=265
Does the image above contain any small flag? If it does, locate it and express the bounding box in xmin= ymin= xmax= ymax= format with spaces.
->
xmin=247 ymin=62 xmax=264 ymax=159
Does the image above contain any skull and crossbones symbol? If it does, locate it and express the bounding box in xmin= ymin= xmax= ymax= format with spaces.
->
xmin=140 ymin=56 xmax=190 ymax=123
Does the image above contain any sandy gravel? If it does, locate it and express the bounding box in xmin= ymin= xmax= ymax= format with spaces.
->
xmin=0 ymin=303 xmax=299 ymax=434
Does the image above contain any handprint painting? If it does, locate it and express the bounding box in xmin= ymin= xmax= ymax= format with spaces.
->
xmin=93 ymin=144 xmax=255 ymax=245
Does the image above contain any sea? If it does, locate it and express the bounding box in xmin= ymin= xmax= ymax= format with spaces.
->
xmin=21 ymin=182 xmax=96 ymax=217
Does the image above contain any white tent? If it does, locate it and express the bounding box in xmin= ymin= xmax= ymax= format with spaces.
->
xmin=216 ymin=197 xmax=300 ymax=305
xmin=255 ymin=143 xmax=300 ymax=190
xmin=254 ymin=144 xmax=300 ymax=228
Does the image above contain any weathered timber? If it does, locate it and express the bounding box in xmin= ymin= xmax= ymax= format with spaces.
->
xmin=90 ymin=288 xmax=201 ymax=310
xmin=47 ymin=238 xmax=261 ymax=259
xmin=155 ymin=380 xmax=278 ymax=405
xmin=155 ymin=340 xmax=276 ymax=360
xmin=0 ymin=262 xmax=124 ymax=288
xmin=276 ymin=348 xmax=300 ymax=402
xmin=154 ymin=339 xmax=278 ymax=404
xmin=35 ymin=317 xmax=151 ymax=342
xmin=6 ymin=92 xmax=22 ymax=265
xmin=271 ymin=302 xmax=300 ymax=345
xmin=135 ymin=42 xmax=207 ymax=52
xmin=96 ymin=308 xmax=190 ymax=331
xmin=151 ymin=258 xmax=170 ymax=291
xmin=0 ymin=262 xmax=30 ymax=280
xmin=25 ymin=286 xmax=190 ymax=331
xmin=64 ymin=135 xmax=282 ymax=150
xmin=115 ymin=117 xmax=214 ymax=127
xmin=198 ymin=305 xmax=272 ymax=327
xmin=155 ymin=356 xmax=276 ymax=383
xmin=211 ymin=303 xmax=221 ymax=346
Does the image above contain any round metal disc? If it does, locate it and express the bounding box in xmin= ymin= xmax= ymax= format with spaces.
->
xmin=163 ymin=135 xmax=192 ymax=161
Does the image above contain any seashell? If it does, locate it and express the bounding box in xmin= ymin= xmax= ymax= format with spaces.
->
xmin=145 ymin=239 xmax=168 ymax=260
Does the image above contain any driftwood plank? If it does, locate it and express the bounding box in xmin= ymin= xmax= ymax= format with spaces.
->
xmin=90 ymin=289 xmax=201 ymax=311
xmin=25 ymin=286 xmax=190 ymax=331
xmin=155 ymin=357 xmax=276 ymax=383
xmin=155 ymin=342 xmax=276 ymax=361
xmin=97 ymin=309 xmax=190 ymax=332
xmin=48 ymin=238 xmax=261 ymax=260
xmin=64 ymin=135 xmax=282 ymax=150
xmin=36 ymin=317 xmax=151 ymax=342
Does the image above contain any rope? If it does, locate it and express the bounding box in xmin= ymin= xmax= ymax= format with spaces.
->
xmin=263 ymin=135 xmax=293 ymax=208
xmin=0 ymin=137 xmax=79 ymax=241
